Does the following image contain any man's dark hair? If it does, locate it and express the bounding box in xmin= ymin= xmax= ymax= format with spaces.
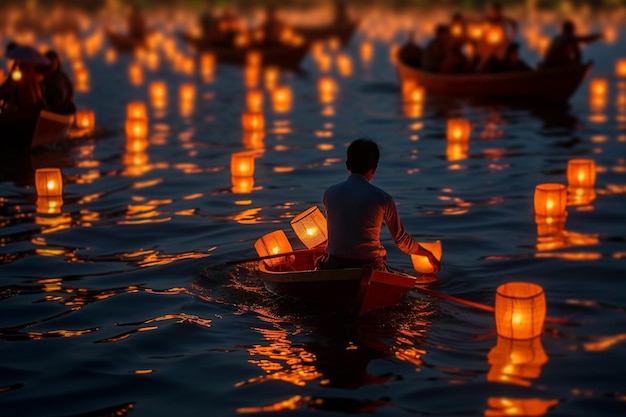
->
xmin=346 ymin=138 xmax=379 ymax=175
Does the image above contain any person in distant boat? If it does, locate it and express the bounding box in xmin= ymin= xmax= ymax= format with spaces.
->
xmin=317 ymin=138 xmax=441 ymax=273
xmin=127 ymin=4 xmax=147 ymax=39
xmin=477 ymin=2 xmax=518 ymax=71
xmin=261 ymin=5 xmax=287 ymax=46
xmin=540 ymin=20 xmax=603 ymax=69
xmin=421 ymin=24 xmax=451 ymax=72
xmin=333 ymin=0 xmax=350 ymax=24
xmin=41 ymin=50 xmax=76 ymax=115
xmin=397 ymin=31 xmax=422 ymax=68
xmin=499 ymin=42 xmax=532 ymax=72
xmin=199 ymin=7 xmax=218 ymax=40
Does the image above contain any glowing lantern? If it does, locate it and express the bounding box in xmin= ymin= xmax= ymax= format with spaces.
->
xmin=254 ymin=230 xmax=294 ymax=268
xmin=290 ymin=206 xmax=328 ymax=249
xmin=200 ymin=53 xmax=215 ymax=82
xmin=406 ymin=85 xmax=425 ymax=104
xmin=75 ymin=110 xmax=95 ymax=132
xmin=360 ymin=41 xmax=373 ymax=64
xmin=231 ymin=176 xmax=254 ymax=194
xmin=243 ymin=131 xmax=265 ymax=149
xmin=534 ymin=183 xmax=567 ymax=217
xmin=336 ymin=53 xmax=353 ymax=77
xmin=495 ymin=282 xmax=546 ymax=340
xmin=231 ymin=151 xmax=255 ymax=177
xmin=318 ymin=77 xmax=337 ymax=103
xmin=589 ymin=78 xmax=608 ymax=97
xmin=127 ymin=102 xmax=147 ymax=120
xmin=487 ymin=336 xmax=548 ymax=386
xmin=263 ymin=66 xmax=279 ymax=90
xmin=447 ymin=118 xmax=471 ymax=142
xmin=105 ymin=48 xmax=116 ymax=63
xmin=244 ymin=65 xmax=260 ymax=88
xmin=567 ymin=159 xmax=596 ymax=188
xmin=36 ymin=196 xmax=63 ymax=215
xmin=616 ymin=59 xmax=626 ymax=78
xmin=12 ymin=68 xmax=22 ymax=81
xmin=242 ymin=111 xmax=265 ymax=131
xmin=128 ymin=62 xmax=143 ymax=85
xmin=411 ymin=240 xmax=442 ymax=274
xmin=246 ymin=90 xmax=264 ymax=112
xmin=179 ymin=83 xmax=195 ymax=103
xmin=35 ymin=168 xmax=63 ymax=197
xmin=125 ymin=118 xmax=148 ymax=140
xmin=74 ymin=68 xmax=89 ymax=91
xmin=271 ymin=85 xmax=292 ymax=113
xmin=451 ymin=23 xmax=463 ymax=38
xmin=149 ymin=81 xmax=167 ymax=109
xmin=486 ymin=25 xmax=504 ymax=45
xmin=246 ymin=51 xmax=262 ymax=67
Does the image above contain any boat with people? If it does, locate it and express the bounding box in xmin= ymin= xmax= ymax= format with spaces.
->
xmin=294 ymin=19 xmax=359 ymax=46
xmin=257 ymin=247 xmax=426 ymax=317
xmin=396 ymin=56 xmax=592 ymax=102
xmin=104 ymin=28 xmax=148 ymax=53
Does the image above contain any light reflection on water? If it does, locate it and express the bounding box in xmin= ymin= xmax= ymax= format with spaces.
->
xmin=0 ymin=3 xmax=626 ymax=417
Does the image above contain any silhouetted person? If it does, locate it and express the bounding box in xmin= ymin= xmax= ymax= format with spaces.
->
xmin=477 ymin=2 xmax=518 ymax=71
xmin=541 ymin=20 xmax=603 ymax=69
xmin=261 ymin=5 xmax=286 ymax=46
xmin=41 ymin=50 xmax=75 ymax=114
xmin=127 ymin=5 xmax=146 ymax=39
xmin=398 ymin=31 xmax=422 ymax=68
xmin=0 ymin=42 xmax=45 ymax=114
xmin=333 ymin=0 xmax=350 ymax=24
xmin=500 ymin=42 xmax=532 ymax=72
xmin=422 ymin=25 xmax=451 ymax=72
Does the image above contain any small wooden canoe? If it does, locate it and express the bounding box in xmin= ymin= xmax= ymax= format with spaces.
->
xmin=0 ymin=109 xmax=74 ymax=151
xmin=294 ymin=20 xmax=359 ymax=46
xmin=178 ymin=32 xmax=310 ymax=69
xmin=396 ymin=57 xmax=592 ymax=103
xmin=258 ymin=248 xmax=420 ymax=317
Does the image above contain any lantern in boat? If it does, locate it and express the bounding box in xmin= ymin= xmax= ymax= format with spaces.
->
xmin=589 ymin=78 xmax=608 ymax=97
xmin=35 ymin=168 xmax=63 ymax=197
xmin=246 ymin=90 xmax=264 ymax=112
xmin=75 ymin=110 xmax=95 ymax=132
xmin=360 ymin=41 xmax=373 ymax=64
xmin=264 ymin=66 xmax=279 ymax=90
xmin=242 ymin=111 xmax=265 ymax=131
xmin=468 ymin=23 xmax=485 ymax=40
xmin=105 ymin=48 xmax=116 ymax=63
xmin=495 ymin=282 xmax=546 ymax=340
xmin=487 ymin=336 xmax=548 ymax=386
xmin=231 ymin=151 xmax=255 ymax=177
xmin=534 ymin=183 xmax=567 ymax=217
xmin=127 ymin=102 xmax=147 ymax=120
xmin=200 ymin=52 xmax=215 ymax=82
xmin=451 ymin=22 xmax=463 ymax=38
xmin=125 ymin=117 xmax=148 ymax=141
xmin=411 ymin=240 xmax=442 ymax=274
xmin=254 ymin=230 xmax=294 ymax=268
xmin=149 ymin=81 xmax=167 ymax=109
xmin=231 ymin=175 xmax=254 ymax=194
xmin=290 ymin=206 xmax=328 ymax=249
xmin=616 ymin=59 xmax=626 ymax=78
xmin=486 ymin=25 xmax=505 ymax=45
xmin=128 ymin=62 xmax=143 ymax=85
xmin=271 ymin=85 xmax=292 ymax=113
xmin=447 ymin=118 xmax=471 ymax=142
xmin=318 ymin=77 xmax=337 ymax=103
xmin=567 ymin=159 xmax=596 ymax=189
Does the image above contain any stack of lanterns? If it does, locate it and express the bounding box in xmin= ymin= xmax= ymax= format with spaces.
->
xmin=231 ymin=151 xmax=255 ymax=194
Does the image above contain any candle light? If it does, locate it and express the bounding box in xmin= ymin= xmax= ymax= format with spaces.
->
xmin=406 ymin=85 xmax=425 ymax=104
xmin=75 ymin=110 xmax=95 ymax=132
xmin=246 ymin=90 xmax=264 ymax=112
xmin=254 ymin=230 xmax=294 ymax=268
xmin=127 ymin=102 xmax=147 ymax=120
xmin=263 ymin=66 xmax=279 ymax=90
xmin=534 ymin=183 xmax=567 ymax=217
xmin=231 ymin=151 xmax=255 ymax=177
xmin=567 ymin=159 xmax=596 ymax=189
xmin=242 ymin=111 xmax=265 ymax=131
xmin=318 ymin=77 xmax=337 ymax=103
xmin=495 ymin=282 xmax=546 ymax=340
xmin=447 ymin=118 xmax=471 ymax=142
xmin=411 ymin=240 xmax=442 ymax=274
xmin=290 ymin=206 xmax=328 ymax=249
xmin=35 ymin=168 xmax=63 ymax=197
xmin=149 ymin=81 xmax=167 ymax=109
xmin=200 ymin=52 xmax=215 ymax=82
xmin=589 ymin=78 xmax=608 ymax=97
xmin=125 ymin=117 xmax=148 ymax=140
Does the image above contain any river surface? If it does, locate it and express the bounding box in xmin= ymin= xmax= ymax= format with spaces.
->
xmin=1 ymin=5 xmax=625 ymax=417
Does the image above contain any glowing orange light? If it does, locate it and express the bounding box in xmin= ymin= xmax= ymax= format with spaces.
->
xmin=200 ymin=53 xmax=215 ymax=83
xmin=246 ymin=90 xmax=264 ymax=112
xmin=263 ymin=66 xmax=279 ymax=90
xmin=411 ymin=240 xmax=442 ymax=274
xmin=242 ymin=131 xmax=265 ymax=149
xmin=336 ymin=53 xmax=353 ymax=77
xmin=179 ymin=83 xmax=195 ymax=103
xmin=75 ymin=110 xmax=95 ymax=132
xmin=149 ymin=81 xmax=167 ymax=109
xmin=451 ymin=23 xmax=463 ymax=37
xmin=241 ymin=111 xmax=265 ymax=131
xmin=11 ymin=68 xmax=22 ymax=81
xmin=231 ymin=176 xmax=254 ymax=194
xmin=254 ymin=230 xmax=294 ymax=268
xmin=36 ymin=196 xmax=63 ymax=215
xmin=318 ymin=77 xmax=337 ymax=103
xmin=487 ymin=336 xmax=548 ymax=386
xmin=495 ymin=282 xmax=546 ymax=340
xmin=271 ymin=85 xmax=292 ymax=113
xmin=589 ymin=78 xmax=608 ymax=97
xmin=534 ymin=183 xmax=567 ymax=217
xmin=616 ymin=59 xmax=626 ymax=78
xmin=290 ymin=206 xmax=328 ymax=249
xmin=128 ymin=62 xmax=143 ymax=85
xmin=567 ymin=159 xmax=596 ymax=189
xmin=231 ymin=151 xmax=255 ymax=177
xmin=244 ymin=65 xmax=260 ymax=89
xmin=487 ymin=25 xmax=504 ymax=45
xmin=360 ymin=41 xmax=373 ymax=64
xmin=127 ymin=102 xmax=147 ymax=120
xmin=246 ymin=51 xmax=262 ymax=67
xmin=447 ymin=118 xmax=471 ymax=142
xmin=74 ymin=68 xmax=89 ymax=91
xmin=35 ymin=168 xmax=63 ymax=197
xmin=406 ymin=85 xmax=425 ymax=104
xmin=125 ymin=118 xmax=148 ymax=140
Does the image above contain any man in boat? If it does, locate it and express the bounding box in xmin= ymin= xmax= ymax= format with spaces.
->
xmin=540 ymin=20 xmax=603 ymax=69
xmin=397 ymin=31 xmax=422 ymax=68
xmin=421 ymin=25 xmax=451 ymax=72
xmin=127 ymin=4 xmax=147 ymax=40
xmin=40 ymin=50 xmax=76 ymax=115
xmin=500 ymin=42 xmax=532 ymax=72
xmin=476 ymin=2 xmax=518 ymax=72
xmin=317 ymin=138 xmax=441 ymax=273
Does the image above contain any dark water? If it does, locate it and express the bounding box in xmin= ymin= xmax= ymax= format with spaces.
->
xmin=1 ymin=6 xmax=626 ymax=417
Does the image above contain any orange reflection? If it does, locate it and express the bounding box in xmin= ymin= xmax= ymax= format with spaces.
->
xmin=242 ymin=111 xmax=265 ymax=131
xmin=485 ymin=397 xmax=559 ymax=417
xmin=271 ymin=85 xmax=292 ymax=113
xmin=128 ymin=62 xmax=143 ymax=86
xmin=360 ymin=41 xmax=373 ymax=65
xmin=242 ymin=131 xmax=265 ymax=150
xmin=616 ymin=58 xmax=626 ymax=78
xmin=447 ymin=142 xmax=469 ymax=163
xmin=74 ymin=67 xmax=89 ymax=92
xmin=246 ymin=90 xmax=264 ymax=112
xmin=127 ymin=102 xmax=147 ymax=120
xmin=36 ymin=197 xmax=63 ymax=214
xmin=264 ymin=66 xmax=280 ymax=90
xmin=149 ymin=81 xmax=167 ymax=109
xmin=244 ymin=65 xmax=260 ymax=88
xmin=487 ymin=337 xmax=548 ymax=387
xmin=200 ymin=52 xmax=215 ymax=83
xmin=336 ymin=53 xmax=353 ymax=77
xmin=318 ymin=77 xmax=338 ymax=103
xmin=232 ymin=176 xmax=255 ymax=194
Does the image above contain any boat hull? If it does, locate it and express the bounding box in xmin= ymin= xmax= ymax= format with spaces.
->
xmin=396 ymin=58 xmax=592 ymax=102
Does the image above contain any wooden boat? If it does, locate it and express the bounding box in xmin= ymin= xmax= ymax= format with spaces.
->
xmin=104 ymin=28 xmax=147 ymax=53
xmin=258 ymin=248 xmax=422 ymax=317
xmin=396 ymin=57 xmax=592 ymax=102
xmin=178 ymin=32 xmax=310 ymax=69
xmin=0 ymin=109 xmax=75 ymax=151
xmin=294 ymin=20 xmax=359 ymax=46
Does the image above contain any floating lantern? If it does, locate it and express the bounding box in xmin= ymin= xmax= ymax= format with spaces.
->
xmin=271 ymin=85 xmax=292 ymax=113
xmin=242 ymin=111 xmax=265 ymax=131
xmin=231 ymin=176 xmax=254 ymax=194
xmin=246 ymin=90 xmax=264 ymax=112
xmin=290 ymin=206 xmax=328 ymax=249
xmin=264 ymin=66 xmax=279 ymax=90
xmin=231 ymin=151 xmax=255 ymax=177
xmin=254 ymin=230 xmax=294 ymax=268
xmin=534 ymin=183 xmax=567 ymax=217
xmin=246 ymin=51 xmax=262 ymax=67
xmin=149 ymin=81 xmax=167 ymax=109
xmin=336 ymin=53 xmax=353 ymax=77
xmin=179 ymin=83 xmax=195 ymax=103
xmin=411 ymin=240 xmax=442 ymax=274
xmin=36 ymin=196 xmax=63 ymax=215
xmin=495 ymin=282 xmax=546 ymax=340
xmin=200 ymin=53 xmax=215 ymax=82
xmin=589 ymin=78 xmax=608 ymax=97
xmin=125 ymin=117 xmax=148 ymax=140
xmin=75 ymin=110 xmax=95 ymax=132
xmin=127 ymin=102 xmax=147 ymax=120
xmin=447 ymin=118 xmax=471 ymax=142
xmin=318 ymin=77 xmax=337 ymax=103
xmin=487 ymin=336 xmax=548 ymax=386
xmin=360 ymin=41 xmax=373 ymax=64
xmin=128 ymin=62 xmax=143 ymax=85
xmin=244 ymin=65 xmax=260 ymax=89
xmin=406 ymin=85 xmax=425 ymax=104
xmin=35 ymin=168 xmax=63 ymax=197
xmin=616 ymin=58 xmax=626 ymax=78
xmin=567 ymin=159 xmax=596 ymax=189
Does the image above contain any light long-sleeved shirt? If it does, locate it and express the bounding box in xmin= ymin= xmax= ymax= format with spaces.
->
xmin=323 ymin=173 xmax=421 ymax=260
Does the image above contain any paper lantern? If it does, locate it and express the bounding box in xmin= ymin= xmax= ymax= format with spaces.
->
xmin=246 ymin=90 xmax=264 ymax=112
xmin=567 ymin=159 xmax=596 ymax=188
xmin=127 ymin=102 xmax=147 ymax=120
xmin=246 ymin=51 xmax=262 ymax=67
xmin=495 ymin=282 xmax=546 ymax=340
xmin=534 ymin=183 xmax=567 ymax=217
xmin=149 ymin=81 xmax=167 ymax=108
xmin=447 ymin=118 xmax=471 ymax=142
xmin=125 ymin=118 xmax=148 ymax=140
xmin=254 ymin=230 xmax=294 ymax=268
xmin=263 ymin=66 xmax=279 ymax=90
xmin=231 ymin=176 xmax=254 ymax=194
xmin=486 ymin=25 xmax=504 ymax=45
xmin=271 ymin=85 xmax=292 ymax=113
xmin=179 ymin=84 xmax=195 ymax=103
xmin=411 ymin=240 xmax=442 ymax=274
xmin=589 ymin=78 xmax=608 ymax=97
xmin=360 ymin=41 xmax=373 ymax=64
xmin=128 ymin=62 xmax=143 ymax=85
xmin=75 ymin=110 xmax=95 ymax=132
xmin=242 ymin=111 xmax=265 ymax=131
xmin=616 ymin=58 xmax=626 ymax=78
xmin=231 ymin=151 xmax=255 ymax=177
xmin=35 ymin=168 xmax=63 ymax=197
xmin=406 ymin=85 xmax=425 ymax=104
xmin=318 ymin=77 xmax=337 ymax=103
xmin=244 ymin=65 xmax=260 ymax=88
xmin=487 ymin=336 xmax=548 ymax=386
xmin=74 ymin=68 xmax=89 ymax=91
xmin=290 ymin=206 xmax=328 ymax=249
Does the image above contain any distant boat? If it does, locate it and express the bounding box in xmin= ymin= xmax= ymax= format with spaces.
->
xmin=294 ymin=19 xmax=359 ymax=46
xmin=396 ymin=57 xmax=592 ymax=103
xmin=178 ymin=32 xmax=310 ymax=69
xmin=104 ymin=28 xmax=147 ymax=53
xmin=0 ymin=109 xmax=75 ymax=151
xmin=258 ymin=248 xmax=423 ymax=317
